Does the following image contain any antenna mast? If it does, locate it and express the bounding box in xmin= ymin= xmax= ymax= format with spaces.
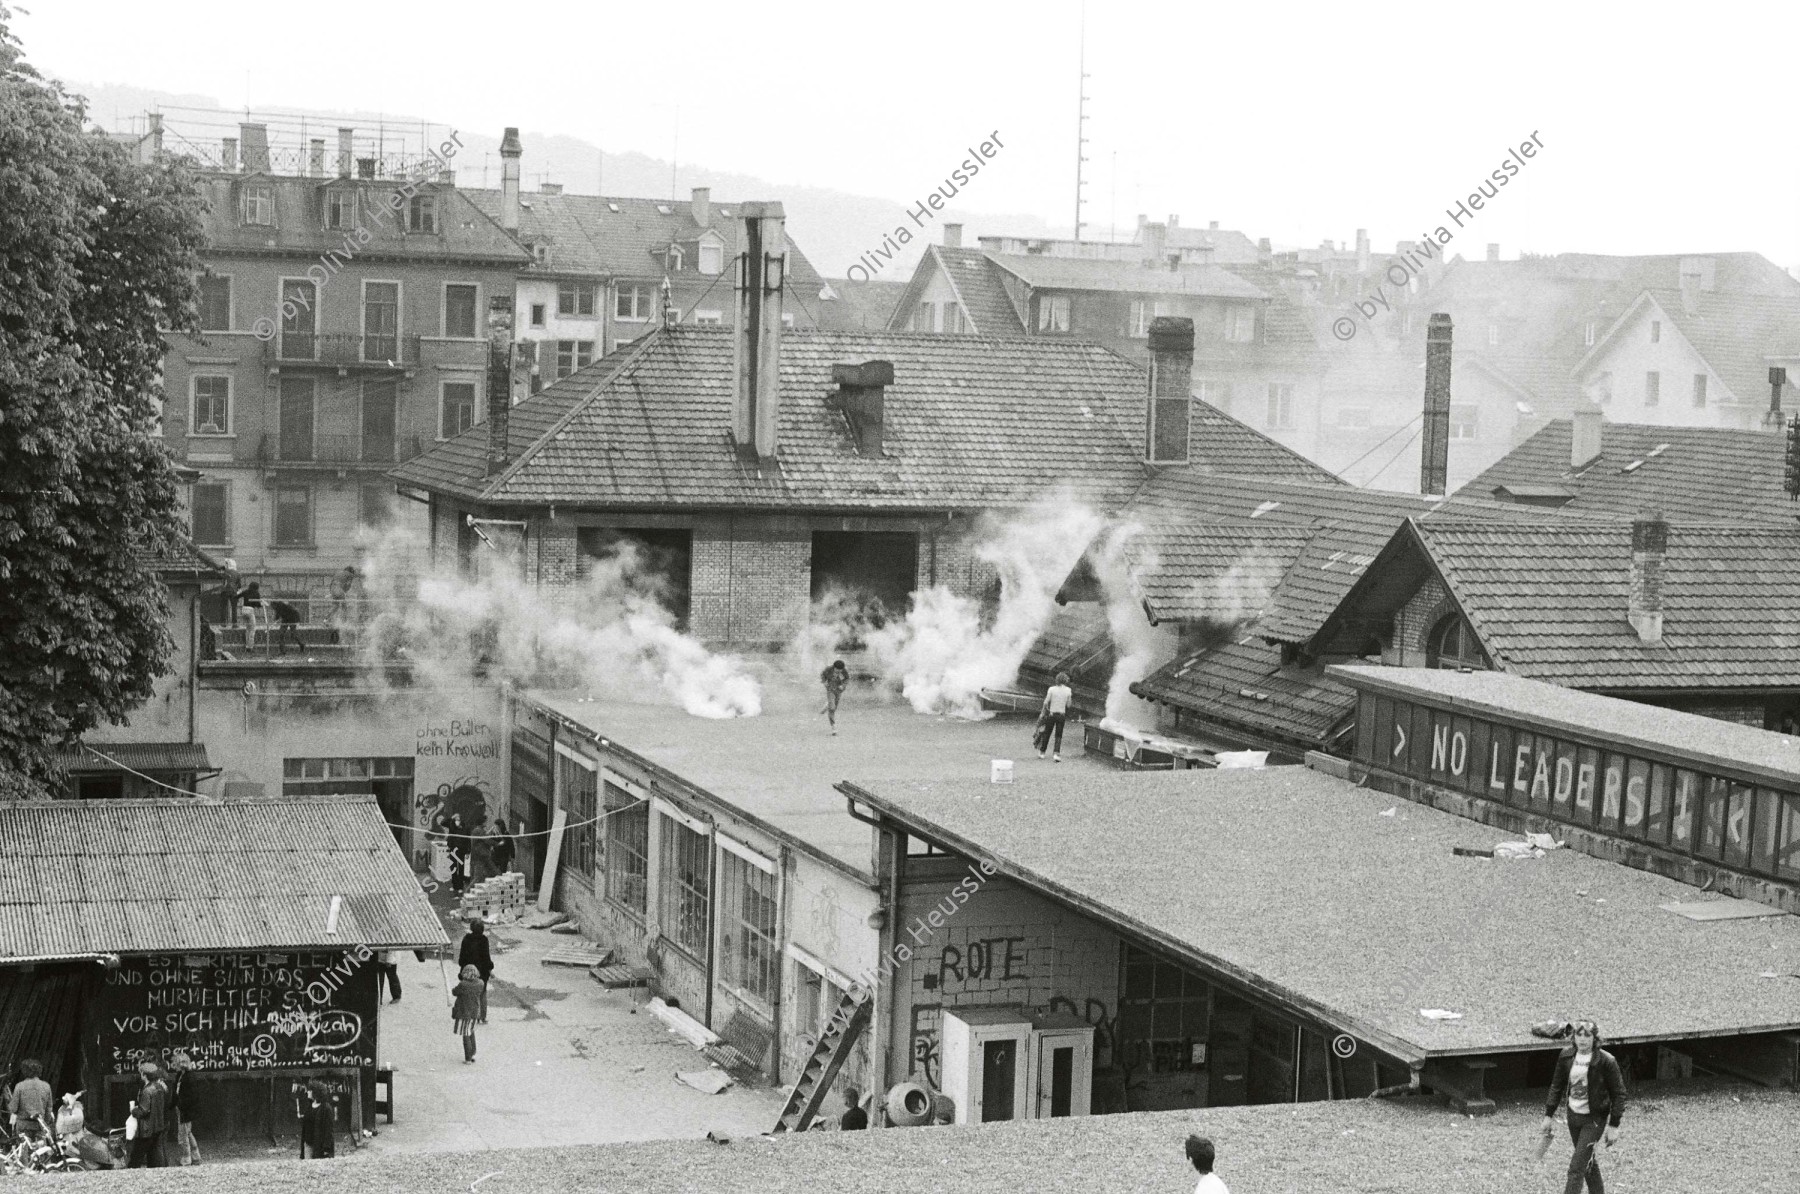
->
xmin=1074 ymin=3 xmax=1090 ymax=242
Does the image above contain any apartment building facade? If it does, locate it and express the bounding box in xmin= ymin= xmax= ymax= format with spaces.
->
xmin=160 ymin=123 xmax=529 ymax=595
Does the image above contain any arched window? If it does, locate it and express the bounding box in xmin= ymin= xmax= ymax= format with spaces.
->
xmin=1427 ymin=613 xmax=1487 ymax=670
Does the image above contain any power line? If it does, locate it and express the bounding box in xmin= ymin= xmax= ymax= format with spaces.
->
xmin=1362 ymin=425 xmax=1423 ymax=488
xmin=1336 ymin=412 xmax=1421 ymax=482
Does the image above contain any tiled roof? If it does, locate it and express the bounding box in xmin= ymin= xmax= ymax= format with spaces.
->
xmin=58 ymin=742 xmax=213 ymax=774
xmin=1133 ymin=635 xmax=1357 ymax=749
xmin=135 ymin=534 xmax=225 ymax=577
xmin=1165 ymin=225 xmax=1260 ymax=260
xmin=1622 ymin=289 xmax=1800 ymax=406
xmin=198 ymin=174 xmax=529 ymax=264
xmin=0 ymin=796 xmax=447 ymax=959
xmin=820 ymin=277 xmax=908 ymax=330
xmin=1458 ymin=419 xmax=1797 ymax=523
xmin=1411 ymin=521 xmax=1800 ymax=691
xmin=1018 ymin=602 xmax=1114 ymax=708
xmin=1120 ymin=523 xmax=1313 ymax=624
xmin=988 ymin=255 xmax=1267 ymax=299
xmin=886 ymin=246 xmax=1027 ymax=337
xmin=1182 ymin=401 xmax=1342 ymax=484
xmin=461 ymin=191 xmax=832 ymax=298
xmin=1128 ymin=472 xmax=1599 ymax=644
xmin=846 ymin=766 xmax=1800 ymax=1057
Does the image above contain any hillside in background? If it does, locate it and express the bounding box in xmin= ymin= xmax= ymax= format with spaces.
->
xmin=70 ymin=81 xmax=1060 ymax=278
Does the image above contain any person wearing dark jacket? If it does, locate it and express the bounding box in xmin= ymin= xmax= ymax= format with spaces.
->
xmin=451 ymin=965 xmax=484 ymax=1063
xmin=1541 ymin=1019 xmax=1625 ymax=1194
xmin=127 ymin=1062 xmax=169 ymax=1168
xmin=297 ymin=1080 xmax=335 ymax=1159
xmin=489 ymin=817 xmax=515 ymax=875
xmin=458 ymin=918 xmax=494 ymax=1024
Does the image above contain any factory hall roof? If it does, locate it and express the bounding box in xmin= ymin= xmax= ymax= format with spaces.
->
xmin=0 ymin=796 xmax=446 ymax=961
xmin=842 ymin=766 xmax=1800 ymax=1063
xmin=44 ymin=1082 xmax=1799 ymax=1194
xmin=1459 ymin=419 xmax=1797 ymax=523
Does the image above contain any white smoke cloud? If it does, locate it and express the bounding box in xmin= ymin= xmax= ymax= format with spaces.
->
xmin=1086 ymin=521 xmax=1164 ymax=730
xmin=351 ymin=524 xmax=762 ymax=719
xmin=793 ymin=495 xmax=1105 ymax=719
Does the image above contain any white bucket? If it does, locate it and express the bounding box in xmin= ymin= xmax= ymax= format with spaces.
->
xmin=991 ymin=759 xmax=1014 ymax=784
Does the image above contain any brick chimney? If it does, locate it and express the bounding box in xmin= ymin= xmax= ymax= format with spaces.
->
xmin=1679 ymin=270 xmax=1701 ymax=315
xmin=1142 ymin=221 xmax=1167 ymax=268
xmin=691 ymin=186 xmax=711 ymax=229
xmin=500 ymin=127 xmax=523 ymax=233
xmin=1628 ymin=513 xmax=1668 ymax=644
xmin=943 ymin=222 xmax=963 ymax=248
xmin=145 ymin=113 xmax=164 ymax=163
xmin=732 ymin=202 xmax=787 ymax=460
xmin=1486 ymin=243 xmax=1500 ymax=263
xmin=1145 ymin=316 xmax=1195 ymax=463
xmin=336 ymin=128 xmax=353 ymax=178
xmin=221 ymin=138 xmax=237 ymax=172
xmin=308 ymin=138 xmax=324 ymax=177
xmin=1571 ymin=399 xmax=1604 ymax=468
xmin=830 ymin=361 xmax=893 ymax=456
xmin=239 ymin=123 xmax=270 ymax=174
xmin=539 ymin=182 xmax=562 ymax=195
xmin=485 ymin=343 xmax=513 ymax=475
xmin=1420 ymin=313 xmax=1453 ymax=497
xmin=1766 ymin=366 xmax=1788 ymax=430
xmin=1356 ymin=228 xmax=1370 ymax=273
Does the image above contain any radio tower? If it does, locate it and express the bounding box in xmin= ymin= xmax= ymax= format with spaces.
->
xmin=1073 ymin=5 xmax=1090 ymax=242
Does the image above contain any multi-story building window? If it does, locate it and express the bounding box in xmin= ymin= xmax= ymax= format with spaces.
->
xmin=530 ymin=303 xmax=546 ymax=328
xmin=325 ymin=189 xmax=354 ymax=230
xmin=1450 ymin=404 xmax=1479 ymax=440
xmin=1645 ymin=371 xmax=1661 ymax=407
xmin=242 ymin=183 xmax=273 ymax=226
xmin=1692 ymin=373 xmax=1708 ymax=408
xmin=1128 ymin=299 xmax=1153 ymax=338
xmin=440 ymin=381 xmax=476 ymax=439
xmin=190 ymin=481 xmax=229 ymax=547
xmin=1037 ymin=294 xmax=1071 ymax=333
xmin=558 ymin=282 xmax=597 ymax=317
xmin=1225 ymin=305 xmax=1256 ymax=343
xmin=556 ymin=340 xmax=594 ymax=378
xmin=198 ymin=276 xmax=232 ymax=331
xmin=697 ymin=242 xmax=724 ymax=276
xmin=407 ymin=193 xmax=437 ymax=234
xmin=191 ymin=375 xmax=232 ymax=435
xmin=1584 ymin=321 xmax=1597 ymax=347
xmin=364 ymin=282 xmax=399 ymax=360
xmin=717 ymin=846 xmax=778 ymax=1005
xmin=273 ymin=484 xmax=312 ymax=547
xmin=616 ymin=284 xmax=652 ymax=321
xmin=362 ymin=379 xmax=397 ymax=462
xmin=558 ymin=750 xmax=597 ymax=875
xmin=280 ymin=279 xmax=317 ymax=357
xmin=1650 ymin=320 xmax=1661 ymax=344
xmin=444 ymin=284 xmax=478 ymax=338
xmin=659 ymin=813 xmax=710 ymax=958
xmin=604 ymin=783 xmax=649 ymax=917
xmin=1266 ymin=383 xmax=1295 ymax=429
xmin=278 ymin=376 xmax=315 ymax=461
xmin=358 ymin=484 xmax=391 ymax=529
xmin=914 ymin=302 xmax=936 ymax=332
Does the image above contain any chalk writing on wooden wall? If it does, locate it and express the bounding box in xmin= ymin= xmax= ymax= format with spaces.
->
xmin=95 ymin=953 xmax=378 ymax=1074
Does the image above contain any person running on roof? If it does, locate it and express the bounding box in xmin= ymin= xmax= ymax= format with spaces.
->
xmin=1039 ymin=672 xmax=1073 ymax=762
xmin=820 ymin=660 xmax=850 ymax=736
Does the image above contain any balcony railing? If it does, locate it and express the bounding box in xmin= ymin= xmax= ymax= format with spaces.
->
xmin=258 ymin=433 xmax=423 ymax=465
xmin=265 ymin=332 xmax=422 ymax=368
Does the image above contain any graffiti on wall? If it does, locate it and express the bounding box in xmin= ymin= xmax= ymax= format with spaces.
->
xmin=415 ymin=775 xmax=491 ymax=836
xmin=905 ymin=993 xmax=1121 ymax=1087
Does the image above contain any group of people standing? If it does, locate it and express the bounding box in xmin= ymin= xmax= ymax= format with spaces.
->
xmin=123 ymin=1054 xmax=200 ymax=1168
xmin=443 ymin=814 xmax=515 ymax=895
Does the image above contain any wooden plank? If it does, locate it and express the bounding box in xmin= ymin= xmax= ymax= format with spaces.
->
xmin=536 ymin=808 xmax=567 ymax=914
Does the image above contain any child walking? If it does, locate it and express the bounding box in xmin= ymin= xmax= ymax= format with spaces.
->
xmin=452 ymin=964 xmax=484 ymax=1063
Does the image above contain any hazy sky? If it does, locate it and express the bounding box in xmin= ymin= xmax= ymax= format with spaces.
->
xmin=17 ymin=0 xmax=1797 ymax=265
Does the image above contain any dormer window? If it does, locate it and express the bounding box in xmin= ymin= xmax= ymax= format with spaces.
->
xmin=407 ymin=193 xmax=437 ymax=234
xmin=325 ymin=189 xmax=354 ymax=230
xmin=242 ymin=183 xmax=274 ymax=226
xmin=698 ymin=242 xmax=723 ymax=276
xmin=532 ymin=242 xmax=550 ymax=266
xmin=666 ymin=245 xmax=685 ymax=272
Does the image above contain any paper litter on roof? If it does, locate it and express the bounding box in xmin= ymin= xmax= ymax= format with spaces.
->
xmin=1419 ymin=1009 xmax=1464 ymax=1021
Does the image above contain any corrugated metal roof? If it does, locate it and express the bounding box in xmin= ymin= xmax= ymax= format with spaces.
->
xmin=58 ymin=742 xmax=213 ymax=774
xmin=0 ymin=796 xmax=446 ymax=960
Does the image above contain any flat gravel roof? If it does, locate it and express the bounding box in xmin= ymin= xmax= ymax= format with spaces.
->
xmin=842 ymin=766 xmax=1800 ymax=1060
xmin=44 ymin=1082 xmax=1799 ymax=1194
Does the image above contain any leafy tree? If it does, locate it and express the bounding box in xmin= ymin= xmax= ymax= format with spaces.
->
xmin=0 ymin=5 xmax=207 ymax=791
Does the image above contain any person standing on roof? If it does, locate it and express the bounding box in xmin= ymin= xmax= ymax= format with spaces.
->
xmin=820 ymin=660 xmax=850 ymax=736
xmin=1541 ymin=1019 xmax=1625 ymax=1194
xmin=1038 ymin=672 xmax=1073 ymax=763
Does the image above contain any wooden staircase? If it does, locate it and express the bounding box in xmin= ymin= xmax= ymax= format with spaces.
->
xmin=770 ymin=987 xmax=871 ymax=1134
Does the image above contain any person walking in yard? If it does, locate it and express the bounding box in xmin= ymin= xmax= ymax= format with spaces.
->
xmin=7 ymin=1058 xmax=53 ymax=1140
xmin=446 ymin=813 xmax=472 ymax=894
xmin=820 ymin=659 xmax=850 ymax=735
xmin=376 ymin=951 xmax=402 ymax=1004
xmin=1541 ymin=1019 xmax=1625 ymax=1194
xmin=452 ymin=965 xmax=485 ymax=1063
xmin=1185 ymin=1134 xmax=1228 ymax=1193
xmin=458 ymin=917 xmax=494 ymax=1023
xmin=164 ymin=1050 xmax=199 ymax=1166
xmin=1038 ymin=672 xmax=1074 ymax=762
xmin=126 ymin=1062 xmax=168 ymax=1168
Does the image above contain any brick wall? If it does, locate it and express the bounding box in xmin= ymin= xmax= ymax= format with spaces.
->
xmin=1386 ymin=576 xmax=1455 ymax=666
xmin=888 ymin=855 xmax=1120 ymax=1090
xmin=688 ymin=523 xmax=812 ymax=648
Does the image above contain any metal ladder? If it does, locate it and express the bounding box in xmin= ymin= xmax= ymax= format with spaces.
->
xmin=770 ymin=987 xmax=871 ymax=1134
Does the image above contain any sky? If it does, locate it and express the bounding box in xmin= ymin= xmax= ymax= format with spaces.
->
xmin=14 ymin=0 xmax=1799 ymax=268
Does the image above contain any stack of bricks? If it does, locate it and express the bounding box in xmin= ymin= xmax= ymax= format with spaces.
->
xmin=458 ymin=871 xmax=528 ymax=922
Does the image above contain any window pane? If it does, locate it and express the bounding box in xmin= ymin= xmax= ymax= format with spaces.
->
xmin=199 ymin=277 xmax=232 ymax=331
xmin=659 ymin=816 xmax=710 ymax=957
xmin=364 ymin=282 xmax=399 ymax=359
xmin=604 ymin=784 xmax=649 ymax=916
xmin=274 ymin=486 xmax=311 ymax=546
xmin=441 ymin=382 xmax=476 ymax=439
xmin=193 ymin=376 xmax=231 ymax=434
xmin=191 ymin=483 xmax=229 ymax=546
xmin=445 ymin=285 xmax=477 ymax=337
